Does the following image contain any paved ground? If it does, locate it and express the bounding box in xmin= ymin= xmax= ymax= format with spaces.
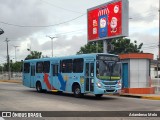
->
xmin=0 ymin=82 xmax=160 ymax=120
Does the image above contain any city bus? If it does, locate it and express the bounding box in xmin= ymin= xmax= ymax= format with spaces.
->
xmin=22 ymin=53 xmax=122 ymax=98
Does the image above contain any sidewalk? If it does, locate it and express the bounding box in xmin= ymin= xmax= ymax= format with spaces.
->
xmin=119 ymin=93 xmax=160 ymax=100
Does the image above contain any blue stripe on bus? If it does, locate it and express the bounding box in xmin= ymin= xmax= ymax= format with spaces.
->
xmin=58 ymin=73 xmax=66 ymax=91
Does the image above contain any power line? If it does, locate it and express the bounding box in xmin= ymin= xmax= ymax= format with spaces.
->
xmin=142 ymin=45 xmax=158 ymax=48
xmin=0 ymin=13 xmax=86 ymax=28
xmin=55 ymin=29 xmax=86 ymax=35
xmin=143 ymin=47 xmax=158 ymax=50
xmin=0 ymin=8 xmax=157 ymax=28
xmin=40 ymin=0 xmax=83 ymax=14
xmin=130 ymin=13 xmax=158 ymax=21
xmin=130 ymin=9 xmax=158 ymax=18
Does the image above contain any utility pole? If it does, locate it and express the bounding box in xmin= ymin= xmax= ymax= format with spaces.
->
xmin=157 ymin=3 xmax=160 ymax=78
xmin=158 ymin=1 xmax=160 ymax=61
xmin=46 ymin=36 xmax=57 ymax=57
xmin=4 ymin=38 xmax=10 ymax=80
xmin=13 ymin=45 xmax=20 ymax=62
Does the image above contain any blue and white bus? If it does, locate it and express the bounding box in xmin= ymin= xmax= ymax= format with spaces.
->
xmin=22 ymin=53 xmax=122 ymax=98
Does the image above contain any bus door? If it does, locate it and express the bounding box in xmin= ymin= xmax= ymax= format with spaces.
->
xmin=30 ymin=65 xmax=35 ymax=88
xmin=85 ymin=62 xmax=94 ymax=92
xmin=51 ymin=63 xmax=59 ymax=90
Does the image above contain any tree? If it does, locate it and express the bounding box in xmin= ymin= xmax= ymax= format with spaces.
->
xmin=42 ymin=55 xmax=50 ymax=58
xmin=10 ymin=61 xmax=23 ymax=72
xmin=1 ymin=61 xmax=23 ymax=72
xmin=77 ymin=37 xmax=143 ymax=55
xmin=109 ymin=37 xmax=143 ymax=54
xmin=0 ymin=65 xmax=4 ymax=73
xmin=77 ymin=41 xmax=103 ymax=54
xmin=2 ymin=63 xmax=8 ymax=72
xmin=25 ymin=51 xmax=42 ymax=60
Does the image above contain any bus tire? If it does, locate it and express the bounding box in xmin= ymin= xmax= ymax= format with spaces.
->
xmin=56 ymin=91 xmax=63 ymax=95
xmin=36 ymin=82 xmax=43 ymax=93
xmin=73 ymin=84 xmax=83 ymax=98
xmin=95 ymin=94 xmax=103 ymax=98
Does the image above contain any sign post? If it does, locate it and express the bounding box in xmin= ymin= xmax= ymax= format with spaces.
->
xmin=103 ymin=40 xmax=107 ymax=53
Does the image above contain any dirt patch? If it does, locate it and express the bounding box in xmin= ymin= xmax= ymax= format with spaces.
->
xmin=0 ymin=80 xmax=22 ymax=83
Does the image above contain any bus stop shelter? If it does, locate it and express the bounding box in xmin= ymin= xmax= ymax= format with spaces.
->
xmin=119 ymin=53 xmax=155 ymax=94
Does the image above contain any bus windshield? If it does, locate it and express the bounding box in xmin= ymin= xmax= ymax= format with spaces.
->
xmin=96 ymin=57 xmax=121 ymax=80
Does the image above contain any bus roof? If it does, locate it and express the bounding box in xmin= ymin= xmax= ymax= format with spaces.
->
xmin=24 ymin=53 xmax=118 ymax=62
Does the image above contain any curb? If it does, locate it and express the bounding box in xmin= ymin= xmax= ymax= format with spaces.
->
xmin=120 ymin=94 xmax=141 ymax=98
xmin=120 ymin=94 xmax=160 ymax=100
xmin=141 ymin=96 xmax=160 ymax=100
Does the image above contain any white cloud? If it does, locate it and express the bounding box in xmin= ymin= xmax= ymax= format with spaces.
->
xmin=130 ymin=32 xmax=158 ymax=59
xmin=41 ymin=34 xmax=87 ymax=57
xmin=0 ymin=0 xmax=159 ymax=63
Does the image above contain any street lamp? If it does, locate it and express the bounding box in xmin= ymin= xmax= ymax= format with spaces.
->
xmin=46 ymin=36 xmax=57 ymax=57
xmin=13 ymin=45 xmax=20 ymax=62
xmin=0 ymin=28 xmax=4 ymax=35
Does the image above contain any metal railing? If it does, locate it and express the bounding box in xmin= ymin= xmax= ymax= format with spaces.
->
xmin=151 ymin=78 xmax=160 ymax=93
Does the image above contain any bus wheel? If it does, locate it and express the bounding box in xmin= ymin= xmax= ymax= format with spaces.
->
xmin=36 ymin=82 xmax=42 ymax=93
xmin=73 ymin=85 xmax=83 ymax=98
xmin=95 ymin=94 xmax=103 ymax=98
xmin=56 ymin=91 xmax=63 ymax=95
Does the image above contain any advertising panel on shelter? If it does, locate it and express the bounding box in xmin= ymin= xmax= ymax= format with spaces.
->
xmin=87 ymin=0 xmax=128 ymax=42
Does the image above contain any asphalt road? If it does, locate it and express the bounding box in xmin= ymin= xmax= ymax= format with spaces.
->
xmin=0 ymin=82 xmax=160 ymax=120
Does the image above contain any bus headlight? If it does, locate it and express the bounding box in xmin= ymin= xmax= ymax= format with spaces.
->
xmin=97 ymin=82 xmax=102 ymax=88
xmin=117 ymin=81 xmax=121 ymax=88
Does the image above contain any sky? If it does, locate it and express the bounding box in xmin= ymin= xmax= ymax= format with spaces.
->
xmin=0 ymin=0 xmax=159 ymax=64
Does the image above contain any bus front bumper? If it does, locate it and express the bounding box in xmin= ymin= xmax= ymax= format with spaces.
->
xmin=94 ymin=86 xmax=121 ymax=95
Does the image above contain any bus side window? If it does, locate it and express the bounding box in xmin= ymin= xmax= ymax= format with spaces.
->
xmin=36 ymin=62 xmax=43 ymax=73
xmin=43 ymin=61 xmax=50 ymax=73
xmin=53 ymin=65 xmax=58 ymax=76
xmin=23 ymin=63 xmax=30 ymax=73
xmin=73 ymin=58 xmax=84 ymax=73
xmin=61 ymin=59 xmax=72 ymax=73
